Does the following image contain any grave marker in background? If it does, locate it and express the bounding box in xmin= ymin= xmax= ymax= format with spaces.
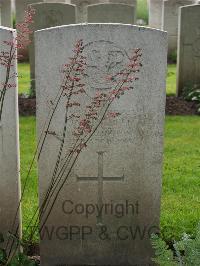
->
xmin=87 ymin=3 xmax=136 ymax=24
xmin=35 ymin=23 xmax=167 ymax=265
xmin=0 ymin=26 xmax=21 ymax=251
xmin=148 ymin=0 xmax=163 ymax=29
xmin=108 ymin=0 xmax=137 ymax=22
xmin=29 ymin=2 xmax=76 ymax=94
xmin=43 ymin=0 xmax=71 ymax=2
xmin=162 ymin=0 xmax=196 ymax=55
xmin=16 ymin=0 xmax=42 ymax=25
xmin=0 ymin=0 xmax=12 ymax=27
xmin=177 ymin=5 xmax=200 ymax=95
xmin=71 ymin=0 xmax=104 ymax=22
xmin=71 ymin=0 xmax=137 ymax=23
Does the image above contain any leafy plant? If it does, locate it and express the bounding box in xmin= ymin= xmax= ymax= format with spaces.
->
xmin=168 ymin=51 xmax=177 ymax=64
xmin=183 ymin=84 xmax=200 ymax=113
xmin=0 ymin=7 xmax=35 ymax=122
xmin=151 ymin=223 xmax=200 ymax=265
xmin=151 ymin=234 xmax=177 ymax=266
xmin=8 ymin=253 xmax=37 ymax=266
xmin=0 ymin=232 xmax=38 ymax=266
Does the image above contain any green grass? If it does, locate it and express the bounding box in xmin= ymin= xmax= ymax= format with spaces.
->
xmin=161 ymin=116 xmax=200 ymax=242
xmin=167 ymin=64 xmax=177 ymax=96
xmin=18 ymin=62 xmax=177 ymax=96
xmin=137 ymin=0 xmax=148 ymax=23
xmin=18 ymin=63 xmax=31 ymax=95
xmin=19 ymin=116 xmax=38 ymax=241
xmin=19 ymin=116 xmax=200 ymax=243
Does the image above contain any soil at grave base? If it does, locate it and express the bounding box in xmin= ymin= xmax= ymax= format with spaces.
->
xmin=166 ymin=96 xmax=199 ymax=115
xmin=18 ymin=96 xmax=36 ymax=116
xmin=19 ymin=96 xmax=199 ymax=116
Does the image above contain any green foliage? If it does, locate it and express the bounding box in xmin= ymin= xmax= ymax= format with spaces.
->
xmin=151 ymin=234 xmax=177 ymax=266
xmin=162 ymin=116 xmax=200 ymax=243
xmin=183 ymin=84 xmax=200 ymax=113
xmin=0 ymin=232 xmax=37 ymax=266
xmin=167 ymin=64 xmax=176 ymax=96
xmin=19 ymin=117 xmax=38 ymax=243
xmin=8 ymin=253 xmax=37 ymax=266
xmin=168 ymin=51 xmax=177 ymax=64
xmin=13 ymin=15 xmax=16 ymax=29
xmin=151 ymin=223 xmax=200 ymax=265
xmin=18 ymin=63 xmax=31 ymax=95
xmin=0 ymin=233 xmax=7 ymax=265
xmin=137 ymin=0 xmax=148 ymax=23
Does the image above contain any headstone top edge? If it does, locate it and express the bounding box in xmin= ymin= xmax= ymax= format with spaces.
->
xmin=29 ymin=2 xmax=76 ymax=7
xmin=35 ymin=23 xmax=168 ymax=36
xmin=87 ymin=3 xmax=134 ymax=7
xmin=0 ymin=26 xmax=16 ymax=33
xmin=180 ymin=3 xmax=200 ymax=9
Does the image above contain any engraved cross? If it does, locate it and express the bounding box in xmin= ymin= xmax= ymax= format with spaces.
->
xmin=76 ymin=151 xmax=124 ymax=224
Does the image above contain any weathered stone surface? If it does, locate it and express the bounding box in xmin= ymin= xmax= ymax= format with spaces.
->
xmin=71 ymin=0 xmax=137 ymax=23
xmin=177 ymin=5 xmax=200 ymax=95
xmin=71 ymin=0 xmax=106 ymax=22
xmin=29 ymin=2 xmax=76 ymax=94
xmin=87 ymin=3 xmax=136 ymax=24
xmin=148 ymin=0 xmax=163 ymax=29
xmin=35 ymin=24 xmax=167 ymax=265
xmin=0 ymin=0 xmax=12 ymax=27
xmin=0 ymin=27 xmax=21 ymax=250
xmin=44 ymin=0 xmax=71 ymax=2
xmin=108 ymin=0 xmax=136 ymax=4
xmin=162 ymin=0 xmax=196 ymax=55
xmin=16 ymin=0 xmax=41 ymax=24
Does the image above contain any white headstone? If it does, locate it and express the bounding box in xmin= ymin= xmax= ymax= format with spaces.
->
xmin=43 ymin=0 xmax=71 ymax=2
xmin=107 ymin=0 xmax=137 ymax=10
xmin=87 ymin=3 xmax=136 ymax=24
xmin=162 ymin=0 xmax=196 ymax=55
xmin=0 ymin=0 xmax=12 ymax=27
xmin=0 ymin=26 xmax=21 ymax=252
xmin=148 ymin=0 xmax=163 ymax=29
xmin=29 ymin=2 xmax=76 ymax=94
xmin=108 ymin=0 xmax=137 ymax=20
xmin=108 ymin=0 xmax=136 ymax=4
xmin=35 ymin=24 xmax=167 ymax=265
xmin=16 ymin=0 xmax=42 ymax=24
xmin=71 ymin=0 xmax=137 ymax=23
xmin=71 ymin=0 xmax=105 ymax=22
xmin=177 ymin=5 xmax=200 ymax=95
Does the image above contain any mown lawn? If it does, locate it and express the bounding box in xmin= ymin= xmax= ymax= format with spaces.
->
xmin=18 ymin=63 xmax=31 ymax=95
xmin=167 ymin=64 xmax=177 ymax=96
xmin=19 ymin=116 xmax=200 ymax=243
xmin=161 ymin=116 xmax=200 ymax=242
xmin=18 ymin=62 xmax=177 ymax=96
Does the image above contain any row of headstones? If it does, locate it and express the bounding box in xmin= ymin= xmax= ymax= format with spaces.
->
xmin=1 ymin=22 xmax=167 ymax=265
xmin=0 ymin=0 xmax=137 ymax=28
xmin=26 ymin=1 xmax=137 ymax=93
xmin=25 ymin=0 xmax=200 ymax=96
xmin=149 ymin=0 xmax=200 ymax=95
xmin=1 ymin=21 xmax=166 ymax=265
xmin=148 ymin=0 xmax=200 ymax=55
xmin=0 ymin=4 xmax=199 ymax=266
